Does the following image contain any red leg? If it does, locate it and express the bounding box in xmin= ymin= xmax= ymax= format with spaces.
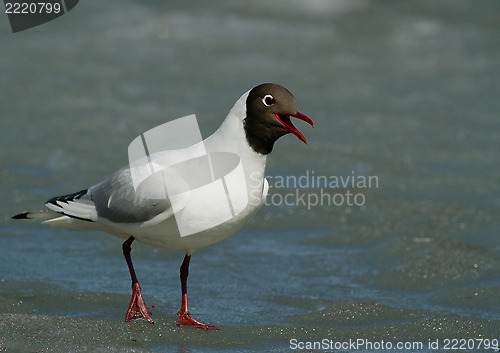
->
xmin=123 ymin=237 xmax=153 ymax=324
xmin=176 ymin=254 xmax=219 ymax=330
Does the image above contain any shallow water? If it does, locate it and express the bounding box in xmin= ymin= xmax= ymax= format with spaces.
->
xmin=1 ymin=0 xmax=499 ymax=352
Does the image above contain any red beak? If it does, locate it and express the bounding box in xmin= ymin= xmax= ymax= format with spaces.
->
xmin=274 ymin=111 xmax=314 ymax=144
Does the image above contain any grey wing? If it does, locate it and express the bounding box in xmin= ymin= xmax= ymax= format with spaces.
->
xmin=45 ymin=155 xmax=190 ymax=227
xmin=89 ymin=166 xmax=176 ymax=225
xmin=45 ymin=165 xmax=177 ymax=226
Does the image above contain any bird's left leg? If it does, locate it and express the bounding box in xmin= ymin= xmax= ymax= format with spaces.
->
xmin=176 ymin=254 xmax=219 ymax=330
xmin=123 ymin=236 xmax=153 ymax=324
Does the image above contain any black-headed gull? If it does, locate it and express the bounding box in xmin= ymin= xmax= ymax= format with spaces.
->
xmin=13 ymin=83 xmax=313 ymax=330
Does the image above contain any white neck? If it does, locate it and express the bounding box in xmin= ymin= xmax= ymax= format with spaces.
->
xmin=204 ymin=91 xmax=268 ymax=202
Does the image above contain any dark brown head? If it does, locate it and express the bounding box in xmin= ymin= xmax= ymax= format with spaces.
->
xmin=244 ymin=83 xmax=314 ymax=155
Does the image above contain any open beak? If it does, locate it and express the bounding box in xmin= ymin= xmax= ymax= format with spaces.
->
xmin=274 ymin=111 xmax=314 ymax=144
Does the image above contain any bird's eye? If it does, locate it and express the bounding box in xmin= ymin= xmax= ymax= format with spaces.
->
xmin=262 ymin=94 xmax=275 ymax=107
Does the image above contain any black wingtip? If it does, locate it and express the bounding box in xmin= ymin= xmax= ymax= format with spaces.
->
xmin=12 ymin=212 xmax=30 ymax=220
xmin=47 ymin=189 xmax=88 ymax=206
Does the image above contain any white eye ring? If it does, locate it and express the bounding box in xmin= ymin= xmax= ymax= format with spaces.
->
xmin=262 ymin=94 xmax=275 ymax=107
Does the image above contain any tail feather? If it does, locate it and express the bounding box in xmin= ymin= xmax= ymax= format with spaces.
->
xmin=13 ymin=188 xmax=96 ymax=224
xmin=12 ymin=209 xmax=60 ymax=220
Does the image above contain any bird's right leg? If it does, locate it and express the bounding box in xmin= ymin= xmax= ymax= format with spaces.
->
xmin=122 ymin=236 xmax=153 ymax=324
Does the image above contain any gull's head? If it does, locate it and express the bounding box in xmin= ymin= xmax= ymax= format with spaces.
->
xmin=244 ymin=83 xmax=314 ymax=155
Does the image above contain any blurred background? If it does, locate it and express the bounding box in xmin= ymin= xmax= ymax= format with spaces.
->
xmin=1 ymin=1 xmax=499 ymax=352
